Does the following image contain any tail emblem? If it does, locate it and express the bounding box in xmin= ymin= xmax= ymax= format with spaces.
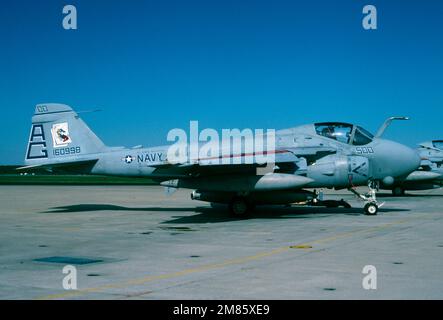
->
xmin=26 ymin=124 xmax=48 ymax=159
xmin=51 ymin=123 xmax=72 ymax=147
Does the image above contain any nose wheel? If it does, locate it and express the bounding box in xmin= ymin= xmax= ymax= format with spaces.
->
xmin=364 ymin=202 xmax=378 ymax=215
xmin=348 ymin=180 xmax=384 ymax=216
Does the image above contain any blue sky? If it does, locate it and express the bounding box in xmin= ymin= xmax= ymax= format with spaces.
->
xmin=1 ymin=0 xmax=442 ymax=164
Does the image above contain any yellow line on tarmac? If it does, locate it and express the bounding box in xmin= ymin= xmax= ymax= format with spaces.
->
xmin=36 ymin=217 xmax=415 ymax=300
xmin=295 ymin=218 xmax=410 ymax=248
xmin=36 ymin=247 xmax=290 ymax=300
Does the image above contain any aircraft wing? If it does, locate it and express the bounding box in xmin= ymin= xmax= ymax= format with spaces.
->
xmin=154 ymin=149 xmax=315 ymax=190
xmin=148 ymin=148 xmax=306 ymax=179
xmin=196 ymin=149 xmax=299 ymax=166
xmin=148 ymin=143 xmax=338 ymax=181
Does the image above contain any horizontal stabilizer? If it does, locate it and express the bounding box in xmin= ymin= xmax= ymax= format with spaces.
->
xmin=17 ymin=159 xmax=98 ymax=174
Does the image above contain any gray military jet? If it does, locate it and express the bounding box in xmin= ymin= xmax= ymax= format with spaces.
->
xmin=21 ymin=104 xmax=420 ymax=216
xmin=382 ymin=140 xmax=443 ymax=196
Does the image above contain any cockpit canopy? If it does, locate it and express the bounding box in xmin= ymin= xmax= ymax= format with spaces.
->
xmin=432 ymin=140 xmax=443 ymax=150
xmin=315 ymin=122 xmax=374 ymax=145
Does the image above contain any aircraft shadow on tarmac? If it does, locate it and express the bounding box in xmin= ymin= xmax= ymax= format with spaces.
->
xmin=42 ymin=203 xmax=410 ymax=224
xmin=377 ymin=192 xmax=443 ymax=198
xmin=163 ymin=206 xmax=410 ymax=224
xmin=42 ymin=204 xmax=193 ymax=214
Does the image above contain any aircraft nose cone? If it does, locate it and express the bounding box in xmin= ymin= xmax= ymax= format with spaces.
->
xmin=401 ymin=145 xmax=421 ymax=174
xmin=372 ymin=140 xmax=420 ymax=179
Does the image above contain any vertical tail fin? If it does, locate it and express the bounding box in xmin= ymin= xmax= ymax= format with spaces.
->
xmin=25 ymin=103 xmax=106 ymax=165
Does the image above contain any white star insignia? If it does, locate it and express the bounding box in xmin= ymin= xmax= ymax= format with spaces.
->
xmin=124 ymin=155 xmax=133 ymax=164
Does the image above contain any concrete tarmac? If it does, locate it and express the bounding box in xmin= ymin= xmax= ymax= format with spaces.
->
xmin=0 ymin=185 xmax=442 ymax=299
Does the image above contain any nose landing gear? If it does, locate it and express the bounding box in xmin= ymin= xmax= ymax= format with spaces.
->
xmin=348 ymin=180 xmax=384 ymax=215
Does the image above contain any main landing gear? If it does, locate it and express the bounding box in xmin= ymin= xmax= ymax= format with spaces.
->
xmin=348 ymin=180 xmax=385 ymax=215
xmin=228 ymin=197 xmax=254 ymax=218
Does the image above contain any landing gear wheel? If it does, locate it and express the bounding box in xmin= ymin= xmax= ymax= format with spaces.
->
xmin=349 ymin=180 xmax=384 ymax=216
xmin=364 ymin=203 xmax=378 ymax=215
xmin=229 ymin=197 xmax=251 ymax=218
xmin=392 ymin=186 xmax=405 ymax=197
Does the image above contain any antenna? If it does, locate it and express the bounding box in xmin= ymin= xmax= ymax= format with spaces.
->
xmin=76 ymin=109 xmax=103 ymax=114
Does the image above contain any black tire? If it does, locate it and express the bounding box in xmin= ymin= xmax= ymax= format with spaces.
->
xmin=364 ymin=203 xmax=378 ymax=215
xmin=392 ymin=186 xmax=405 ymax=196
xmin=229 ymin=197 xmax=251 ymax=218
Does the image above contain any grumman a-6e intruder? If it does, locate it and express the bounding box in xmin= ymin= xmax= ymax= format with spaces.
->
xmin=21 ymin=104 xmax=420 ymax=217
